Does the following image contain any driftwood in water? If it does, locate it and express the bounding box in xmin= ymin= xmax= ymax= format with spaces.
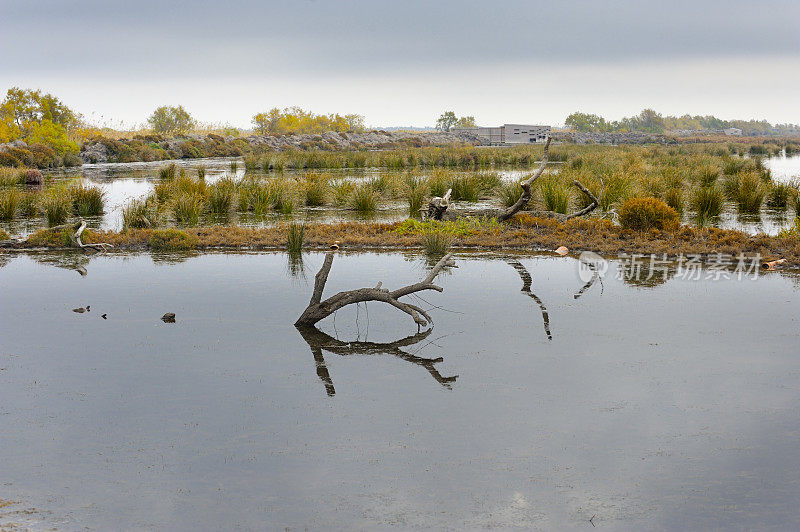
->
xmin=297 ymin=326 xmax=458 ymax=396
xmin=0 ymin=218 xmax=112 ymax=252
xmin=295 ymin=252 xmax=456 ymax=327
xmin=426 ymin=137 xmax=600 ymax=222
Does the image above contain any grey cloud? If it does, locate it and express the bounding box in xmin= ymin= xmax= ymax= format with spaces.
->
xmin=1 ymin=0 xmax=798 ymax=78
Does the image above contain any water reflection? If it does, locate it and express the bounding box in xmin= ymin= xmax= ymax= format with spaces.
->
xmin=296 ymin=326 xmax=458 ymax=396
xmin=507 ymin=259 xmax=552 ymax=340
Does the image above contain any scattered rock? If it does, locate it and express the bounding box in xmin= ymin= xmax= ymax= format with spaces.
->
xmin=161 ymin=312 xmax=176 ymax=323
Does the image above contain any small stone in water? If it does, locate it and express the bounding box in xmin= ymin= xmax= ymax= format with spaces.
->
xmin=161 ymin=313 xmax=176 ymax=323
xmin=72 ymin=307 xmax=85 ymax=313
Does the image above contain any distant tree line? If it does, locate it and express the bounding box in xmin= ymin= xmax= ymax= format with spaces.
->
xmin=252 ymin=107 xmax=365 ymax=135
xmin=436 ymin=111 xmax=476 ymax=132
xmin=565 ymin=109 xmax=800 ymax=136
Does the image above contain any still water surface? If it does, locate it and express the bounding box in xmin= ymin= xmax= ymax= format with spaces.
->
xmin=1 ymin=251 xmax=799 ymax=529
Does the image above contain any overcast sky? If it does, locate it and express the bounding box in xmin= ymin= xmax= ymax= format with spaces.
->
xmin=1 ymin=0 xmax=799 ymax=128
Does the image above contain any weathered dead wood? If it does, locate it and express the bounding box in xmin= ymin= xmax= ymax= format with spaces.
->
xmin=297 ymin=326 xmax=458 ymax=396
xmin=295 ymin=252 xmax=456 ymax=327
xmin=71 ymin=219 xmax=113 ymax=252
xmin=425 ymin=137 xmax=600 ymax=222
xmin=0 ymin=218 xmax=113 ymax=252
xmin=507 ymin=259 xmax=552 ymax=340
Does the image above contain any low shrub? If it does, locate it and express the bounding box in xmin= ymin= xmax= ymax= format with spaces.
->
xmin=618 ymin=197 xmax=679 ymax=231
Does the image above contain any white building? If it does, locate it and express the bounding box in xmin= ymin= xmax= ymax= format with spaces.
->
xmin=451 ymin=124 xmax=551 ymax=145
xmin=724 ymin=127 xmax=743 ymax=136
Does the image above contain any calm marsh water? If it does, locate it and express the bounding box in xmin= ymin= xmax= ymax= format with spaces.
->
xmin=1 ymin=251 xmax=799 ymax=530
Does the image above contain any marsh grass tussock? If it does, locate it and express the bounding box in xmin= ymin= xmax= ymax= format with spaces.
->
xmin=0 ymin=188 xmax=20 ymax=220
xmin=421 ymin=230 xmax=453 ymax=257
xmin=690 ymin=184 xmax=724 ymax=219
xmin=159 ymin=163 xmax=177 ymax=180
xmin=122 ymin=197 xmax=158 ymax=229
xmin=766 ymin=182 xmax=794 ymax=210
xmin=40 ymin=188 xmax=72 ymax=226
xmin=539 ymin=177 xmax=570 ymax=214
xmin=208 ymin=177 xmax=236 ymax=214
xmin=498 ymin=180 xmax=522 ymax=207
xmin=301 ymin=175 xmax=329 ymax=206
xmin=404 ymin=176 xmax=428 ymax=216
xmin=349 ymin=184 xmax=378 ymax=213
xmin=286 ymin=222 xmax=306 ymax=253
xmin=171 ymin=193 xmax=205 ymax=225
xmin=70 ymin=183 xmax=105 ymax=216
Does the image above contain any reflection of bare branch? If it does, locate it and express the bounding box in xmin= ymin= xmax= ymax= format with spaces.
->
xmin=296 ymin=326 xmax=458 ymax=396
xmin=574 ymin=263 xmax=599 ymax=300
xmin=507 ymin=260 xmax=552 ymax=340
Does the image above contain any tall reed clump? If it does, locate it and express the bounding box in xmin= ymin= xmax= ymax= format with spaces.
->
xmin=270 ymin=180 xmax=296 ymax=214
xmin=286 ymin=222 xmax=306 ymax=253
xmin=159 ymin=163 xmax=177 ymax=180
xmin=349 ymin=183 xmax=378 ymax=213
xmin=690 ymin=184 xmax=724 ymax=219
xmin=18 ymin=191 xmax=38 ymax=217
xmin=301 ymin=175 xmax=329 ymax=206
xmin=70 ymin=183 xmax=105 ymax=216
xmin=122 ymin=197 xmax=158 ymax=229
xmin=663 ymin=187 xmax=683 ymax=212
xmin=208 ymin=177 xmax=236 ymax=214
xmin=0 ymin=167 xmax=25 ymax=186
xmin=727 ymin=171 xmax=766 ymax=213
xmin=539 ymin=177 xmax=570 ymax=214
xmin=330 ymin=180 xmax=356 ymax=206
xmin=0 ymin=189 xmax=20 ymax=220
xmin=421 ymin=230 xmax=453 ymax=257
xmin=40 ymin=188 xmax=72 ymax=226
xmin=171 ymin=193 xmax=205 ymax=225
xmin=765 ymin=182 xmax=794 ymax=210
xmin=498 ymin=180 xmax=522 ymax=208
xmin=427 ymin=171 xmax=451 ymax=198
xmin=450 ymin=175 xmax=480 ymax=202
xmin=405 ymin=176 xmax=428 ymax=217
xmin=197 ymin=165 xmax=206 ymax=179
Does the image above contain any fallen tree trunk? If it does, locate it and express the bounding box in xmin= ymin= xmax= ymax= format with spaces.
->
xmin=426 ymin=137 xmax=600 ymax=222
xmin=295 ymin=252 xmax=456 ymax=327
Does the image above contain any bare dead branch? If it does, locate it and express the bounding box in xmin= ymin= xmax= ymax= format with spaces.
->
xmin=497 ymin=137 xmax=552 ymax=222
xmin=295 ymin=252 xmax=456 ymax=328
